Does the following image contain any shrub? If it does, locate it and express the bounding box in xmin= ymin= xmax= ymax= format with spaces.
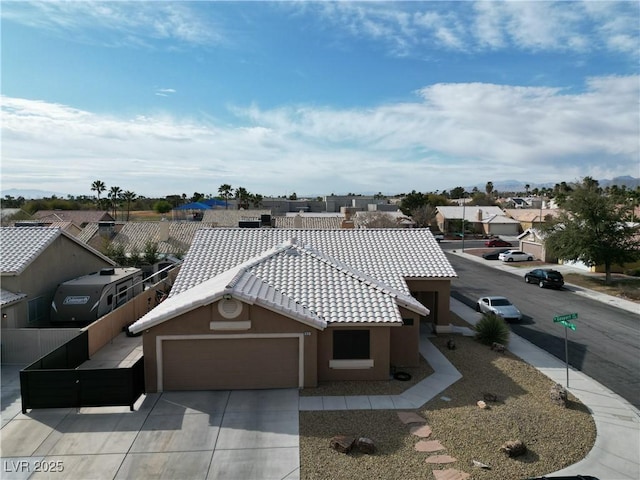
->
xmin=475 ymin=313 xmax=510 ymax=346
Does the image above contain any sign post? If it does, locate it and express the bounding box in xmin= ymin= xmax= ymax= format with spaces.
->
xmin=553 ymin=313 xmax=578 ymax=387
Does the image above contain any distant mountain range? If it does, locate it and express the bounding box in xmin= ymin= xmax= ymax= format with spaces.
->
xmin=2 ymin=176 xmax=638 ymax=200
xmin=455 ymin=176 xmax=640 ymax=194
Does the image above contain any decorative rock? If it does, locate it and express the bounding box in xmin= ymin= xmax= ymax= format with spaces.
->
xmin=550 ymin=383 xmax=568 ymax=407
xmin=414 ymin=439 xmax=445 ymax=452
xmin=447 ymin=339 xmax=456 ymax=350
xmin=330 ymin=435 xmax=355 ymax=454
xmin=491 ymin=342 xmax=506 ymax=353
xmin=425 ymin=455 xmax=457 ymax=464
xmin=432 ymin=469 xmax=471 ymax=480
xmin=356 ymin=437 xmax=376 ymax=454
xmin=476 ymin=400 xmax=489 ymax=409
xmin=501 ymin=440 xmax=527 ymax=457
xmin=471 ymin=460 xmax=491 ymax=469
xmin=409 ymin=424 xmax=432 ymax=438
xmin=483 ymin=393 xmax=498 ymax=403
xmin=397 ymin=412 xmax=427 ymax=424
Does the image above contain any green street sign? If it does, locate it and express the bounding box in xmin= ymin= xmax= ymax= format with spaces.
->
xmin=559 ymin=320 xmax=577 ymax=331
xmin=554 ymin=313 xmax=578 ymax=323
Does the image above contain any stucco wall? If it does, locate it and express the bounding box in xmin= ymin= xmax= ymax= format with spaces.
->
xmin=2 ymin=235 xmax=113 ymax=327
xmin=142 ymin=301 xmax=319 ymax=392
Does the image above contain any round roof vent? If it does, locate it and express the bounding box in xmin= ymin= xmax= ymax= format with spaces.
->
xmin=218 ymin=298 xmax=243 ymax=319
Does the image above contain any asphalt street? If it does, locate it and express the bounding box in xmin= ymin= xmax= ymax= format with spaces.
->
xmin=443 ymin=247 xmax=640 ymax=410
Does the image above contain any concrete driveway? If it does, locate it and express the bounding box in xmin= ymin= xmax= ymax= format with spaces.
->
xmin=0 ymin=387 xmax=300 ymax=480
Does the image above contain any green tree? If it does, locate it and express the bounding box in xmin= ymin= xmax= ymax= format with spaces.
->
xmin=235 ymin=187 xmax=250 ymax=209
xmin=91 ymin=180 xmax=106 ymax=209
xmin=399 ymin=190 xmax=427 ymax=216
xmin=108 ymin=186 xmax=122 ymax=219
xmin=218 ymin=184 xmax=233 ymax=209
xmin=250 ymin=193 xmax=263 ymax=208
xmin=450 ymin=186 xmax=466 ymax=199
xmin=121 ymin=191 xmax=137 ymax=221
xmin=543 ymin=178 xmax=640 ymax=284
xmin=153 ymin=200 xmax=172 ymax=214
xmin=143 ymin=241 xmax=160 ymax=265
xmin=485 ymin=181 xmax=494 ymax=197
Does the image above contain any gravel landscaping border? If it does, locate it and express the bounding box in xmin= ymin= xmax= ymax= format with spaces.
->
xmin=300 ymin=332 xmax=596 ymax=480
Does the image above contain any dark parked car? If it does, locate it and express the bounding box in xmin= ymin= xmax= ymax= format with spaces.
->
xmin=482 ymin=248 xmax=510 ymax=260
xmin=485 ymin=238 xmax=513 ymax=247
xmin=524 ymin=268 xmax=565 ymax=289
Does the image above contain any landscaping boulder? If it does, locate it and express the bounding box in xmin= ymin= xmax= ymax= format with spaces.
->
xmin=500 ymin=440 xmax=527 ymax=457
xmin=550 ymin=383 xmax=568 ymax=407
xmin=491 ymin=342 xmax=506 ymax=353
xmin=356 ymin=437 xmax=376 ymax=454
xmin=330 ymin=435 xmax=355 ymax=454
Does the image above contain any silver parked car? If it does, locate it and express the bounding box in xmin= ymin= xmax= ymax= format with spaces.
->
xmin=498 ymin=250 xmax=534 ymax=262
xmin=476 ymin=296 xmax=522 ymax=322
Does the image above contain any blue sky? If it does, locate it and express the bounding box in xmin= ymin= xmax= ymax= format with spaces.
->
xmin=1 ymin=1 xmax=639 ymax=199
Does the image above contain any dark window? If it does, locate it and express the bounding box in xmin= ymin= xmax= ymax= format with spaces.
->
xmin=333 ymin=330 xmax=370 ymax=360
xmin=402 ymin=317 xmax=414 ymax=326
xmin=28 ymin=296 xmax=46 ymax=323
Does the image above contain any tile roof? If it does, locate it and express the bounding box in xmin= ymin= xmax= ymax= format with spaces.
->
xmin=1 ymin=288 xmax=27 ymax=307
xmin=0 ymin=227 xmax=63 ymax=275
xmin=504 ymin=208 xmax=562 ymax=222
xmin=171 ymin=228 xmax=457 ymax=297
xmin=0 ymin=226 xmax=114 ymax=275
xmin=32 ymin=210 xmax=113 ymax=224
xmin=109 ymin=221 xmax=217 ymax=255
xmin=129 ymin=238 xmax=429 ymax=334
xmin=201 ymin=209 xmax=272 ymax=226
xmin=273 ymin=216 xmax=343 ymax=229
xmin=436 ymin=206 xmax=506 ymax=221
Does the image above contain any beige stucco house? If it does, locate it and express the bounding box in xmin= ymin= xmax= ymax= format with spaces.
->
xmin=0 ymin=227 xmax=115 ymax=328
xmin=435 ymin=206 xmax=519 ymax=236
xmin=128 ymin=228 xmax=456 ymax=392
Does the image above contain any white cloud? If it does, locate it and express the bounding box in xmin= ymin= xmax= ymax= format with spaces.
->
xmin=1 ymin=1 xmax=224 ymax=47
xmin=300 ymin=1 xmax=638 ymax=56
xmin=2 ymin=75 xmax=638 ymax=197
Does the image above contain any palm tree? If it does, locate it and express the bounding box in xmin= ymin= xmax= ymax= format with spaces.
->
xmin=235 ymin=187 xmax=250 ymax=209
xmin=251 ymin=193 xmax=263 ymax=208
xmin=91 ymin=180 xmax=106 ymax=210
xmin=485 ymin=181 xmax=494 ymax=197
xmin=121 ymin=191 xmax=137 ymax=221
xmin=108 ymin=186 xmax=122 ymax=219
xmin=218 ymin=184 xmax=232 ymax=209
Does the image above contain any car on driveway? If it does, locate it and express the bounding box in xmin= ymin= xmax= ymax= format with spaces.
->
xmin=482 ymin=248 xmax=511 ymax=260
xmin=525 ymin=268 xmax=564 ymax=289
xmin=476 ymin=296 xmax=522 ymax=322
xmin=485 ymin=238 xmax=513 ymax=247
xmin=498 ymin=250 xmax=534 ymax=262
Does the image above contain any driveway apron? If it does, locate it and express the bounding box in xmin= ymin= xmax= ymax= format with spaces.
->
xmin=0 ymin=388 xmax=300 ymax=480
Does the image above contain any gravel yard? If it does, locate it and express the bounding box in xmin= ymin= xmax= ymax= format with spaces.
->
xmin=300 ymin=334 xmax=596 ymax=480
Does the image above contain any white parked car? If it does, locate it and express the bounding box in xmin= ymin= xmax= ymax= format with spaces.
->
xmin=498 ymin=250 xmax=534 ymax=262
xmin=476 ymin=296 xmax=522 ymax=322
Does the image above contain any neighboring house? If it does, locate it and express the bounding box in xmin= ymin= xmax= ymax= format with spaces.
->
xmin=32 ymin=210 xmax=114 ymax=227
xmin=518 ymin=228 xmax=556 ymax=263
xmin=504 ymin=208 xmax=561 ymax=232
xmin=353 ymin=210 xmax=416 ymax=228
xmin=0 ymin=227 xmax=115 ymax=328
xmin=82 ymin=221 xmax=216 ymax=258
xmin=274 ymin=214 xmax=344 ymax=229
xmin=128 ymin=228 xmax=457 ymax=392
xmin=435 ymin=206 xmax=518 ymax=236
xmin=201 ymin=209 xmax=273 ymax=227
